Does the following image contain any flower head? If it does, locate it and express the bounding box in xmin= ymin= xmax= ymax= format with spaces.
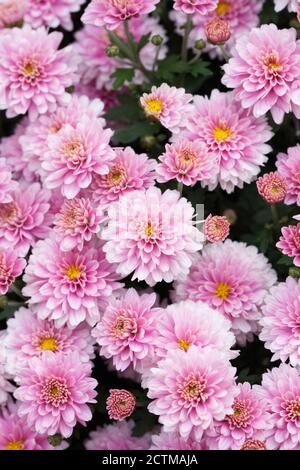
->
xmin=24 ymin=0 xmax=85 ymax=31
xmin=106 ymin=389 xmax=136 ymax=420
xmin=0 ymin=158 xmax=18 ymax=203
xmin=204 ymin=214 xmax=230 ymax=243
xmin=0 ymin=248 xmax=26 ymax=295
xmin=205 ymin=18 xmax=231 ymax=45
xmin=240 ymin=439 xmax=267 ymax=450
xmin=276 ymin=145 xmax=300 ymax=206
xmin=174 ymin=0 xmax=217 ymax=15
xmin=256 ymin=172 xmax=288 ymax=204
xmin=276 ymin=224 xmax=300 ymax=266
xmin=85 ymin=420 xmax=151 ymax=450
xmin=0 ymin=1 xmax=26 ymax=28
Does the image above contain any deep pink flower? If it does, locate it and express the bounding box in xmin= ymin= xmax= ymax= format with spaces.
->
xmin=93 ymin=288 xmax=160 ymax=372
xmin=144 ymin=346 xmax=237 ymax=441
xmin=204 ymin=214 xmax=230 ymax=243
xmin=0 ymin=25 xmax=78 ymax=120
xmin=174 ymin=0 xmax=217 ymax=15
xmin=0 ymin=183 xmax=51 ymax=257
xmin=42 ymin=118 xmax=114 ymax=199
xmin=102 ymin=187 xmax=204 ymax=286
xmin=185 ymin=90 xmax=273 ymax=193
xmin=24 ymin=0 xmax=86 ymax=31
xmin=156 ymin=139 xmax=218 ymax=186
xmin=222 ymin=24 xmax=300 ymax=124
xmin=277 ymin=224 xmax=300 ymax=266
xmin=151 ymin=431 xmax=207 ymax=450
xmin=255 ymin=364 xmax=300 ymax=450
xmin=23 ymin=238 xmax=121 ymax=328
xmin=260 ymin=277 xmax=300 ymax=367
xmin=90 ymin=147 xmax=156 ymax=206
xmin=106 ymin=389 xmax=136 ymax=420
xmin=0 ymin=1 xmax=26 ymax=28
xmin=0 ymin=248 xmax=26 ymax=295
xmin=85 ymin=420 xmax=151 ymax=450
xmin=0 ymin=158 xmax=18 ymax=203
xmin=14 ymin=351 xmax=97 ymax=438
xmin=82 ymin=0 xmax=159 ymax=30
xmin=256 ymin=172 xmax=288 ymax=204
xmin=205 ymin=18 xmax=231 ymax=45
xmin=173 ymin=239 xmax=277 ymax=345
xmin=240 ymin=439 xmax=267 ymax=450
xmin=141 ymin=84 xmax=193 ymax=134
xmin=276 ymin=145 xmax=300 ymax=206
xmin=53 ymin=197 xmax=105 ymax=251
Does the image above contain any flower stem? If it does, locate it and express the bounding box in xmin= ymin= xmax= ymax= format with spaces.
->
xmin=123 ymin=20 xmax=152 ymax=82
xmin=271 ymin=204 xmax=279 ymax=228
xmin=177 ymin=182 xmax=183 ymax=197
xmin=219 ymin=44 xmax=230 ymax=62
xmin=10 ymin=283 xmax=25 ymax=300
xmin=181 ymin=14 xmax=193 ymax=63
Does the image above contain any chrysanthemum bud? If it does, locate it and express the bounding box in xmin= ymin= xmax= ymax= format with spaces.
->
xmin=106 ymin=389 xmax=136 ymax=421
xmin=141 ymin=135 xmax=157 ymax=149
xmin=195 ymin=39 xmax=206 ymax=50
xmin=48 ymin=434 xmax=63 ymax=447
xmin=151 ymin=34 xmax=163 ymax=46
xmin=205 ymin=18 xmax=231 ymax=45
xmin=223 ymin=209 xmax=237 ymax=226
xmin=105 ymin=45 xmax=120 ymax=57
xmin=256 ymin=172 xmax=288 ymax=204
xmin=204 ymin=214 xmax=230 ymax=243
xmin=289 ymin=267 xmax=300 ymax=279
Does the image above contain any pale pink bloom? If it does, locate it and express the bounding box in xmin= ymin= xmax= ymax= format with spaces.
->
xmin=0 ymin=183 xmax=51 ymax=257
xmin=204 ymin=214 xmax=230 ymax=243
xmin=155 ymin=300 xmax=237 ymax=360
xmin=240 ymin=439 xmax=267 ymax=450
xmin=0 ymin=0 xmax=27 ymax=28
xmin=205 ymin=18 xmax=231 ymax=45
xmin=0 ymin=401 xmax=54 ymax=450
xmin=173 ymin=240 xmax=277 ymax=345
xmin=23 ymin=238 xmax=121 ymax=328
xmin=0 ymin=26 xmax=78 ymax=120
xmin=85 ymin=420 xmax=151 ymax=450
xmin=24 ymin=0 xmax=86 ymax=31
xmin=141 ymin=84 xmax=193 ymax=134
xmin=0 ymin=248 xmax=26 ymax=295
xmin=14 ymin=351 xmax=97 ymax=438
xmin=144 ymin=346 xmax=237 ymax=441
xmin=206 ymin=383 xmax=270 ymax=450
xmin=20 ymin=95 xmax=105 ymax=180
xmin=82 ymin=0 xmax=159 ymax=30
xmin=156 ymin=139 xmax=218 ymax=186
xmin=93 ymin=288 xmax=160 ymax=372
xmin=174 ymin=0 xmax=217 ymax=15
xmin=185 ymin=90 xmax=273 ymax=193
xmin=102 ymin=187 xmax=204 ymax=286
xmin=5 ymin=307 xmax=95 ymax=376
xmin=53 ymin=197 xmax=105 ymax=251
xmin=106 ymin=389 xmax=136 ymax=420
xmin=257 ymin=172 xmax=288 ymax=204
xmin=277 ymin=224 xmax=300 ymax=266
xmin=151 ymin=431 xmax=207 ymax=450
xmin=90 ymin=147 xmax=156 ymax=206
xmin=274 ymin=0 xmax=300 ymax=12
xmin=0 ymin=332 xmax=14 ymax=406
xmin=222 ymin=24 xmax=300 ymax=124
xmin=276 ymin=145 xmax=300 ymax=206
xmin=0 ymin=158 xmax=18 ymax=203
xmin=260 ymin=277 xmax=300 ymax=367
xmin=255 ymin=364 xmax=300 ymax=450
xmin=42 ymin=118 xmax=114 ymax=199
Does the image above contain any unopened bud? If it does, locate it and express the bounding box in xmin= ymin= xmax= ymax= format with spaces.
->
xmin=141 ymin=135 xmax=156 ymax=149
xmin=48 ymin=434 xmax=63 ymax=447
xmin=205 ymin=18 xmax=231 ymax=45
xmin=289 ymin=267 xmax=300 ymax=279
xmin=223 ymin=209 xmax=237 ymax=226
xmin=151 ymin=35 xmax=163 ymax=46
xmin=105 ymin=45 xmax=120 ymax=57
xmin=195 ymin=39 xmax=206 ymax=50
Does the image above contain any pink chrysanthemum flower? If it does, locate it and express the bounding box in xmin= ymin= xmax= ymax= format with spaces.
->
xmin=0 ymin=248 xmax=26 ymax=295
xmin=90 ymin=147 xmax=156 ymax=206
xmin=140 ymin=84 xmax=193 ymax=134
xmin=255 ymin=364 xmax=300 ymax=450
xmin=23 ymin=238 xmax=121 ymax=328
xmin=0 ymin=332 xmax=14 ymax=406
xmin=204 ymin=214 xmax=230 ymax=243
xmin=156 ymin=139 xmax=219 ymax=186
xmin=206 ymin=383 xmax=270 ymax=450
xmin=277 ymin=224 xmax=300 ymax=266
xmin=0 ymin=1 xmax=26 ymax=28
xmin=20 ymin=95 xmax=105 ymax=180
xmin=0 ymin=183 xmax=51 ymax=257
xmin=85 ymin=420 xmax=151 ymax=450
xmin=205 ymin=18 xmax=231 ymax=45
xmin=144 ymin=346 xmax=237 ymax=441
xmin=184 ymin=90 xmax=273 ymax=193
xmin=106 ymin=389 xmax=136 ymax=420
xmin=274 ymin=0 xmax=300 ymax=12
xmin=0 ymin=25 xmax=78 ymax=120
xmin=102 ymin=187 xmax=204 ymax=286
xmin=53 ymin=197 xmax=105 ymax=252
xmin=256 ymin=172 xmax=288 ymax=204
xmin=24 ymin=0 xmax=85 ymax=31
xmin=93 ymin=288 xmax=160 ymax=372
xmin=222 ymin=24 xmax=300 ymax=124
xmin=14 ymin=351 xmax=97 ymax=438
xmin=173 ymin=0 xmax=217 ymax=15
xmin=82 ymin=0 xmax=159 ymax=30
xmin=0 ymin=158 xmax=18 ymax=203
xmin=241 ymin=439 xmax=267 ymax=450
xmin=151 ymin=431 xmax=207 ymax=450
xmin=155 ymin=300 xmax=237 ymax=360
xmin=42 ymin=118 xmax=114 ymax=199
xmin=5 ymin=307 xmax=95 ymax=376
xmin=173 ymin=240 xmax=277 ymax=345
xmin=260 ymin=277 xmax=300 ymax=367
xmin=276 ymin=145 xmax=300 ymax=206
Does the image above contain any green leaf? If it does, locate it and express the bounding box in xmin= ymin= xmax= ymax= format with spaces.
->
xmin=278 ymin=255 xmax=294 ymax=266
xmin=113 ymin=121 xmax=160 ymax=144
xmin=0 ymin=304 xmax=18 ymax=321
xmin=105 ymin=94 xmax=142 ymax=123
xmin=112 ymin=68 xmax=135 ymax=90
xmin=156 ymin=55 xmax=188 ymax=81
xmin=187 ymin=60 xmax=212 ymax=78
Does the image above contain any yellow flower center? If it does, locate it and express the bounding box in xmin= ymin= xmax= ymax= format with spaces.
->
xmin=214 ymin=126 xmax=232 ymax=142
xmin=145 ymin=98 xmax=163 ymax=114
xmin=271 ymin=185 xmax=280 ymax=194
xmin=109 ymin=168 xmax=123 ymax=184
xmin=146 ymin=222 xmax=154 ymax=237
xmin=65 ymin=265 xmax=81 ymax=280
xmin=216 ymin=1 xmax=230 ymax=16
xmin=5 ymin=440 xmax=24 ymax=450
xmin=178 ymin=339 xmax=190 ymax=351
xmin=50 ymin=385 xmax=60 ymax=397
xmin=39 ymin=337 xmax=58 ymax=352
xmin=263 ymin=52 xmax=282 ymax=71
xmin=215 ymin=282 xmax=231 ymax=300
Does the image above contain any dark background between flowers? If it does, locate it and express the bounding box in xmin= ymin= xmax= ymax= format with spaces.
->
xmin=0 ymin=0 xmax=298 ymax=449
